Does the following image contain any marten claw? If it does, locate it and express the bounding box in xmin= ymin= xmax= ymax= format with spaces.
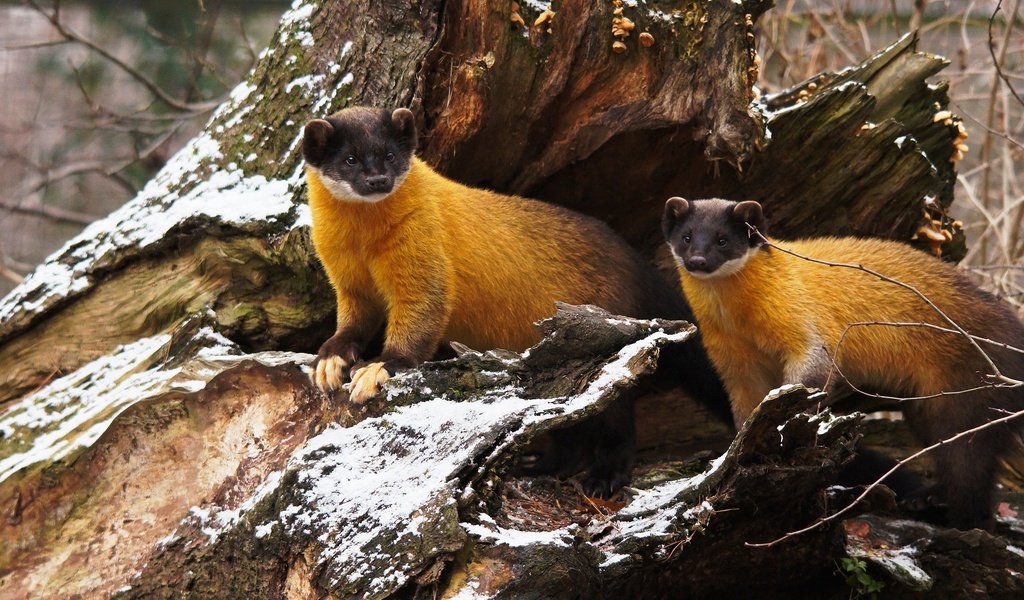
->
xmin=312 ymin=355 xmax=349 ymax=392
xmin=349 ymin=362 xmax=391 ymax=404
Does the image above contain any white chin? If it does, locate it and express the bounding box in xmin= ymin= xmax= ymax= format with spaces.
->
xmin=311 ymin=167 xmax=392 ymax=203
xmin=685 ymin=250 xmax=756 ymax=279
xmin=325 ymin=179 xmax=389 ymax=203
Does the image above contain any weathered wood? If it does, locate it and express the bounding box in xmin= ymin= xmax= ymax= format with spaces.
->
xmin=844 ymin=515 xmax=1024 ymax=597
xmin=0 ymin=1 xmax=1013 ymax=598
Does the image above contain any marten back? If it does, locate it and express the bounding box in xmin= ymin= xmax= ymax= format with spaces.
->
xmin=402 ymin=161 xmax=688 ymax=350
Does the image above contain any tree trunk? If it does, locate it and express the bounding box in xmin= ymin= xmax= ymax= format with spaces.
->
xmin=0 ymin=1 xmax=1011 ymax=598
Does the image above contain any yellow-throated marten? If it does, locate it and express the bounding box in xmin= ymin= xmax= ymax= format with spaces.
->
xmin=301 ymin=107 xmax=727 ymax=495
xmin=662 ymin=197 xmax=1024 ymax=529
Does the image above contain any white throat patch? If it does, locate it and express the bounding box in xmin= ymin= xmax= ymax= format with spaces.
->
xmin=675 ymin=245 xmax=758 ymax=280
xmin=309 ymin=166 xmax=410 ymax=204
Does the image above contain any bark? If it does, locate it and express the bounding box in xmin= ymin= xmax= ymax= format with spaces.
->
xmin=0 ymin=0 xmax=1012 ymax=598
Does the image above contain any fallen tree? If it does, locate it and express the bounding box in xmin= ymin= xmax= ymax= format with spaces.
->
xmin=1 ymin=0 xmax=1018 ymax=597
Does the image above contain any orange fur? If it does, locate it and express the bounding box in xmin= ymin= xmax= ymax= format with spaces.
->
xmin=679 ymin=237 xmax=1012 ymax=426
xmin=308 ymin=157 xmax=652 ymax=360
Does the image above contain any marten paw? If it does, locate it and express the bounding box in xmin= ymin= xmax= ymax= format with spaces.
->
xmin=349 ymin=362 xmax=391 ymax=404
xmin=311 ymin=335 xmax=364 ymax=392
xmin=312 ymin=355 xmax=351 ymax=392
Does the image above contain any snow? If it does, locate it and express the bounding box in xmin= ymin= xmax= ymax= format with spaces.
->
xmin=0 ymin=327 xmax=300 ymax=484
xmin=521 ymin=1 xmax=552 ymax=11
xmin=766 ymin=383 xmax=803 ymax=397
xmin=620 ymin=454 xmax=725 ymax=519
xmin=279 ymin=0 xmax=315 ymax=48
xmin=461 ymin=522 xmax=574 ymax=548
xmin=0 ymin=133 xmax=299 ymax=330
xmin=445 ymin=585 xmax=496 ymax=600
xmin=277 ymin=399 xmax=533 ymax=595
xmin=0 ymin=334 xmax=174 ymax=483
xmin=600 ymin=552 xmax=629 ymax=568
xmin=286 ymin=74 xmax=326 ymax=94
xmin=158 ymin=320 xmax=694 ymax=595
xmin=524 ymin=326 xmax=693 ymax=419
xmin=808 ymin=411 xmax=845 ymax=436
xmin=254 ymin=521 xmax=278 ymax=539
xmin=211 ymin=80 xmax=257 ymax=130
xmin=864 ymin=545 xmax=933 ymax=587
xmin=601 ymin=455 xmax=724 ymax=547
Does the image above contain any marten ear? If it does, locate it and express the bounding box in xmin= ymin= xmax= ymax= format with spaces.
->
xmin=302 ymin=119 xmax=333 ymax=166
xmin=662 ymin=197 xmax=690 ymax=240
xmin=732 ymin=200 xmax=766 ymax=243
xmin=391 ymin=108 xmax=417 ymax=145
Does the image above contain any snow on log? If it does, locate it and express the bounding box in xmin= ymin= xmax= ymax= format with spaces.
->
xmin=0 ymin=305 xmax=697 ymax=597
xmin=0 ymin=1 xmax=1009 ymax=597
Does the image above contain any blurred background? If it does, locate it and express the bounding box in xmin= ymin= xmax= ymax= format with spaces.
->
xmin=0 ymin=0 xmax=287 ymax=291
xmin=0 ymin=0 xmax=1021 ymax=314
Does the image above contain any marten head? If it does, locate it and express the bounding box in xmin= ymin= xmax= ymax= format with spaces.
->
xmin=662 ymin=198 xmax=768 ymax=279
xmin=302 ymin=107 xmax=417 ymax=202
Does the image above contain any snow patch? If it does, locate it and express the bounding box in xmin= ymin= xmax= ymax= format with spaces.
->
xmin=0 ymin=334 xmax=174 ymax=483
xmin=286 ymin=74 xmax=326 ymax=94
xmin=0 ymin=328 xmax=301 ymax=484
xmin=0 ymin=136 xmax=298 ymax=328
xmin=276 ymin=399 xmax=532 ymax=594
xmin=279 ymin=0 xmax=315 ymax=47
xmin=254 ymin=521 xmax=278 ymax=539
xmin=461 ymin=522 xmax=573 ymax=548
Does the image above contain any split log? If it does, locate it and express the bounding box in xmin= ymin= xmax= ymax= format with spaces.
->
xmin=0 ymin=0 xmax=1013 ymax=598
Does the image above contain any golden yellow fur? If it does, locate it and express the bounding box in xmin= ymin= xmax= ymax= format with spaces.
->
xmin=679 ymin=237 xmax=999 ymax=426
xmin=308 ymin=157 xmax=658 ymax=401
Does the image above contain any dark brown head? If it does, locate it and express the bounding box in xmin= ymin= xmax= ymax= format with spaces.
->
xmin=662 ymin=198 xmax=768 ymax=279
xmin=302 ymin=107 xmax=417 ymax=202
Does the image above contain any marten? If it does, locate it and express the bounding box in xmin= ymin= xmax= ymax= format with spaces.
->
xmin=662 ymin=197 xmax=1024 ymax=529
xmin=301 ymin=106 xmax=727 ymax=495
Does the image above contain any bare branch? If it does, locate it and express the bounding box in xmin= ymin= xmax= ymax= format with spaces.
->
xmin=0 ymin=199 xmax=99 ymax=226
xmin=24 ymin=0 xmax=221 ymax=113
xmin=989 ymin=0 xmax=1024 ymax=110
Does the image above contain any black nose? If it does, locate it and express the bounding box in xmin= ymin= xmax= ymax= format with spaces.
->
xmin=685 ymin=256 xmax=708 ymax=272
xmin=366 ymin=175 xmax=391 ymax=191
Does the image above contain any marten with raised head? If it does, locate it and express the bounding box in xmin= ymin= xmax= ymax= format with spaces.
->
xmin=301 ymin=106 xmax=727 ymax=495
xmin=662 ymin=197 xmax=1024 ymax=529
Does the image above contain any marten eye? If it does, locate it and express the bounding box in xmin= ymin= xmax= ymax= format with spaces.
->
xmin=345 ymin=155 xmax=358 ymax=166
xmin=717 ymin=237 xmax=728 ymax=247
xmin=682 ymin=235 xmax=691 ymax=244
xmin=385 ymin=152 xmax=396 ymax=162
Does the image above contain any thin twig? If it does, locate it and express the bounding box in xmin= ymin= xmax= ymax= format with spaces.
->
xmin=0 ymin=199 xmax=98 ymax=226
xmin=989 ymin=0 xmax=1024 ymax=109
xmin=746 ymin=405 xmax=1024 ymax=548
xmin=980 ymin=0 xmax=1023 ymax=262
xmin=24 ymin=0 xmax=220 ymax=113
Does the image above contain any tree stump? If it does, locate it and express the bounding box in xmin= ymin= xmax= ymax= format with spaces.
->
xmin=0 ymin=1 xmax=1005 ymax=598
